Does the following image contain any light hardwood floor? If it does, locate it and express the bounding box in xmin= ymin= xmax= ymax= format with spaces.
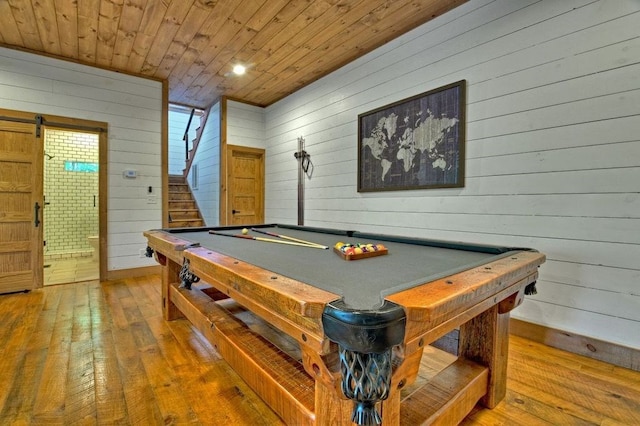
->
xmin=0 ymin=276 xmax=638 ymax=425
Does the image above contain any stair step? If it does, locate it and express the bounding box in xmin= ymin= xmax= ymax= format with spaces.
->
xmin=169 ymin=210 xmax=201 ymax=220
xmin=169 ymin=203 xmax=197 ymax=211
xmin=168 ymin=219 xmax=205 ymax=228
xmin=169 ymin=184 xmax=190 ymax=193
xmin=167 ymin=174 xmax=204 ymax=228
xmin=168 ymin=192 xmax=194 ymax=201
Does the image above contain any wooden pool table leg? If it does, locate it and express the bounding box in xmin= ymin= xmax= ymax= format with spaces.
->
xmin=307 ymin=346 xmax=408 ymax=425
xmin=458 ymin=304 xmax=510 ymax=408
xmin=161 ymin=257 xmax=184 ymax=321
xmin=312 ymin=366 xmax=404 ymax=426
xmin=314 ymin=378 xmax=353 ymax=425
xmin=378 ymin=386 xmax=402 ymax=425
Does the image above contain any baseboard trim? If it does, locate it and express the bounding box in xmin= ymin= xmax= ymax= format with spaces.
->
xmin=510 ymin=318 xmax=639 ymax=372
xmin=106 ymin=265 xmax=161 ymax=281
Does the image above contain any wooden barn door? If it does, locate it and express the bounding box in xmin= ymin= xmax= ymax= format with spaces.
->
xmin=0 ymin=119 xmax=43 ymax=293
xmin=226 ymin=145 xmax=265 ymax=226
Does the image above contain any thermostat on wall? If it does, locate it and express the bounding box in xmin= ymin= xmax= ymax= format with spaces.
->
xmin=123 ymin=170 xmax=137 ymax=179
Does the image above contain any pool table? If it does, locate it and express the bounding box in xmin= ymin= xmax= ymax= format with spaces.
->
xmin=144 ymin=224 xmax=545 ymax=425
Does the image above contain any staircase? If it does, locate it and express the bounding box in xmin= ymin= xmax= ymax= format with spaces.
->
xmin=168 ymin=175 xmax=205 ymax=228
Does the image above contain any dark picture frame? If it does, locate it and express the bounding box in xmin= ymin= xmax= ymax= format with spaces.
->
xmin=358 ymin=80 xmax=466 ymax=192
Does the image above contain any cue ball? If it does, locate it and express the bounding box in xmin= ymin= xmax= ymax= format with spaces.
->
xmin=242 ymin=228 xmax=249 ymax=235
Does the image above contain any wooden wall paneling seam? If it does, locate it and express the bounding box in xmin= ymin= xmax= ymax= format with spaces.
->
xmin=167 ymin=2 xmax=240 ymax=102
xmin=0 ymin=47 xmax=163 ymax=273
xmin=225 ymin=100 xmax=266 ymax=150
xmin=231 ymin=0 xmax=326 ymax=76
xmin=510 ymin=318 xmax=640 ymax=372
xmin=162 ymin=80 xmax=169 ymax=228
xmin=99 ymin=130 xmax=108 ymax=281
xmin=141 ymin=0 xmax=194 ymax=76
xmin=95 ymin=0 xmax=124 ymax=67
xmin=189 ymin=0 xmax=335 ymax=104
xmin=220 ymin=97 xmax=228 ymax=225
xmin=0 ymin=0 xmax=470 ymax=107
xmin=514 ymin=299 xmax=640 ymax=353
xmin=185 ymin=100 xmax=221 ymax=226
xmin=77 ymin=0 xmax=100 ymax=63
xmin=110 ymin=0 xmax=147 ymax=69
xmin=260 ymin=0 xmax=562 ymax=130
xmin=5 ymin=0 xmax=40 ymax=48
xmin=153 ymin=3 xmax=212 ymax=79
xmin=528 ymin=282 xmax=640 ymax=322
xmin=232 ymin=0 xmax=385 ymax=101
xmin=0 ymin=2 xmax=20 ymax=45
xmin=55 ymin=0 xmax=79 ymax=58
xmin=181 ymin=0 xmax=269 ymax=103
xmin=32 ymin=0 xmax=61 ymax=55
xmin=125 ymin=0 xmax=169 ymax=72
xmin=260 ymin=0 xmax=640 ymax=348
xmin=105 ymin=265 xmax=161 ymax=281
xmin=244 ymin=0 xmax=454 ymax=105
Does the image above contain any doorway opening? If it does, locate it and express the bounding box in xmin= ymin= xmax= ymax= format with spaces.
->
xmin=43 ymin=128 xmax=99 ymax=285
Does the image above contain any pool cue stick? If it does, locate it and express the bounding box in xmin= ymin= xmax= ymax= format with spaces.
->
xmin=209 ymin=230 xmax=328 ymax=249
xmin=250 ymin=227 xmax=327 ymax=249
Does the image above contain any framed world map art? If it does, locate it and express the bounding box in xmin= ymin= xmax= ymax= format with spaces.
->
xmin=358 ymin=80 xmax=466 ymax=192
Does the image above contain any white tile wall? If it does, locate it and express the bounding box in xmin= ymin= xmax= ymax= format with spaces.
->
xmin=43 ymin=129 xmax=99 ymax=259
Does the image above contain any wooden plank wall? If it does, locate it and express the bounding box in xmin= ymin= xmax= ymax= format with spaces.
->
xmin=261 ymin=0 xmax=640 ymax=349
xmin=0 ymin=46 xmax=163 ymax=271
xmin=210 ymin=99 xmax=266 ymax=226
xmin=226 ymin=100 xmax=267 ymax=150
xmin=188 ymin=101 xmax=221 ymax=226
xmin=217 ymin=100 xmax=268 ymax=224
xmin=167 ymin=109 xmax=191 ymax=176
xmin=191 ymin=99 xmax=265 ymax=226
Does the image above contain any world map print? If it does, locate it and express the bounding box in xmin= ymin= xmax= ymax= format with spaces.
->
xmin=358 ymin=82 xmax=464 ymax=192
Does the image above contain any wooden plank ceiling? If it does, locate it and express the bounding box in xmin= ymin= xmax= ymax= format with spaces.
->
xmin=0 ymin=0 xmax=467 ymax=108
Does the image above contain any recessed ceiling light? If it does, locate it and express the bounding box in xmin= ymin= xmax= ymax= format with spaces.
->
xmin=232 ymin=64 xmax=246 ymax=75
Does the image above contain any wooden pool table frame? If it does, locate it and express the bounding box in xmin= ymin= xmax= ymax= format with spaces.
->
xmin=144 ymin=228 xmax=545 ymax=425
